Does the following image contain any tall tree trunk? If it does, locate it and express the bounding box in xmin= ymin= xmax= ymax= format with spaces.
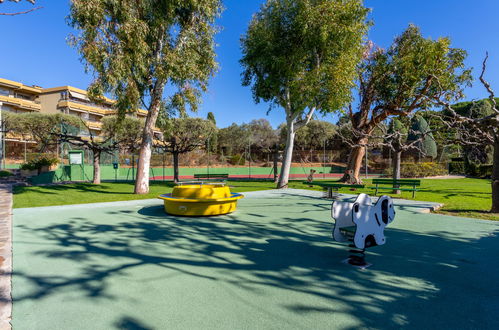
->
xmin=173 ymin=151 xmax=179 ymax=183
xmin=277 ymin=119 xmax=296 ymax=189
xmin=392 ymin=150 xmax=402 ymax=194
xmin=341 ymin=137 xmax=367 ymax=184
xmin=491 ymin=135 xmax=499 ymax=213
xmin=134 ymin=86 xmax=164 ymax=194
xmin=92 ymin=150 xmax=101 ymax=185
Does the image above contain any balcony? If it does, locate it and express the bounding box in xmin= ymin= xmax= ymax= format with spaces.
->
xmin=85 ymin=120 xmax=103 ymax=130
xmin=0 ymin=94 xmax=41 ymax=111
xmin=58 ymin=100 xmax=116 ymax=116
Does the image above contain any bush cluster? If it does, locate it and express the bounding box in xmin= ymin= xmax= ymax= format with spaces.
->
xmin=0 ymin=170 xmax=13 ymax=178
xmin=229 ymin=154 xmax=245 ymax=166
xmin=384 ymin=162 xmax=448 ymax=178
xmin=465 ymin=163 xmax=493 ymax=178
xmin=20 ymin=156 xmax=59 ymax=171
xmin=448 ymin=161 xmax=465 ymax=174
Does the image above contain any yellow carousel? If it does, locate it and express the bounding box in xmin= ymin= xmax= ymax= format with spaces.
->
xmin=158 ymin=182 xmax=244 ymax=216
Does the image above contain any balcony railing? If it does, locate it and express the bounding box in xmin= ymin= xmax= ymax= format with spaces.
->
xmin=58 ymin=100 xmax=116 ymax=116
xmin=0 ymin=94 xmax=42 ymax=111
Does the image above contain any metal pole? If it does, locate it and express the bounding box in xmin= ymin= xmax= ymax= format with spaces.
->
xmin=248 ymin=137 xmax=251 ymax=179
xmin=323 ymin=139 xmax=326 ymax=179
xmin=162 ymin=151 xmax=165 ymax=182
xmin=207 ymin=137 xmax=210 ymax=176
xmin=24 ymin=141 xmax=27 ymax=162
xmin=132 ymin=154 xmax=135 ymax=181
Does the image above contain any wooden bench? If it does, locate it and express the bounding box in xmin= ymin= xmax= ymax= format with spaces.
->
xmin=193 ymin=173 xmax=229 ymax=181
xmin=304 ymin=182 xmax=365 ymax=199
xmin=371 ymin=179 xmax=421 ymax=198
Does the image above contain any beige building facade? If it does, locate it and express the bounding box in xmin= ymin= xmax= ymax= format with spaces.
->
xmin=0 ymin=77 xmax=150 ymax=164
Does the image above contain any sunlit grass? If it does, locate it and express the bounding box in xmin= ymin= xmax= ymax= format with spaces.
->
xmin=13 ymin=178 xmax=497 ymax=220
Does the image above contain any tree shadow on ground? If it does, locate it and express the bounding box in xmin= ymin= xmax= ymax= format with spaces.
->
xmin=12 ymin=201 xmax=499 ymax=329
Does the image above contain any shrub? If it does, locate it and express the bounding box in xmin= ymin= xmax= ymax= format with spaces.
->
xmin=466 ymin=164 xmax=493 ymax=178
xmin=464 ymin=161 xmax=493 ymax=178
xmin=449 ymin=161 xmax=465 ymax=174
xmin=20 ymin=156 xmax=59 ymax=171
xmin=26 ymin=153 xmax=58 ymax=162
xmin=384 ymin=162 xmax=448 ymax=178
xmin=36 ymin=157 xmax=59 ymax=168
xmin=20 ymin=163 xmax=37 ymax=171
xmin=0 ymin=170 xmax=13 ymax=178
xmin=229 ymin=154 xmax=245 ymax=166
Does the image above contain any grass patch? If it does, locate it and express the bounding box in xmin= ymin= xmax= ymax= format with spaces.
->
xmin=299 ymin=178 xmax=498 ymax=221
xmin=13 ymin=178 xmax=498 ymax=220
xmin=12 ymin=180 xmax=275 ymax=209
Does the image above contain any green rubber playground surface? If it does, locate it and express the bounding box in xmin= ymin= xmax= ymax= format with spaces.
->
xmin=13 ymin=190 xmax=499 ymax=329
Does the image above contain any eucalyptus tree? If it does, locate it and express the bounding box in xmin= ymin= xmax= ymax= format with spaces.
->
xmin=69 ymin=0 xmax=222 ymax=193
xmin=341 ymin=25 xmax=471 ymax=183
xmin=241 ymin=0 xmax=369 ymax=188
xmin=157 ymin=117 xmax=216 ymax=183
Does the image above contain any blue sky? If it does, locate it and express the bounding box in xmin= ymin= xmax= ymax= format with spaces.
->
xmin=1 ymin=0 xmax=498 ymax=128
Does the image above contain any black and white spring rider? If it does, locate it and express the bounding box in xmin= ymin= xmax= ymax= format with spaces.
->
xmin=331 ymin=193 xmax=395 ymax=267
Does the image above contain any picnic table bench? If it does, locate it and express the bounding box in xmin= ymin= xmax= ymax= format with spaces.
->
xmin=371 ymin=178 xmax=421 ymax=198
xmin=193 ymin=173 xmax=229 ymax=181
xmin=304 ymin=181 xmax=365 ymax=199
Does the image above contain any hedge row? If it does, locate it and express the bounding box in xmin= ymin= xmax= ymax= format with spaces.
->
xmin=384 ymin=162 xmax=448 ymax=178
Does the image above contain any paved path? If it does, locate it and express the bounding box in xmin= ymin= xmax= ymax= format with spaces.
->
xmin=14 ymin=189 xmax=498 ymax=329
xmin=0 ymin=184 xmax=12 ymax=330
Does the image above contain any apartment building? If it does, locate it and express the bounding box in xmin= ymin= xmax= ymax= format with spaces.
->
xmin=0 ymin=78 xmax=42 ymax=114
xmin=0 ymin=78 xmax=42 ymax=160
xmin=0 ymin=78 xmax=151 ymax=164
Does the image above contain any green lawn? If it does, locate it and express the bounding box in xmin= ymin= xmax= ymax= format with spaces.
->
xmin=295 ymin=178 xmax=498 ymax=221
xmin=13 ymin=178 xmax=497 ymax=220
xmin=12 ymin=180 xmax=275 ymax=209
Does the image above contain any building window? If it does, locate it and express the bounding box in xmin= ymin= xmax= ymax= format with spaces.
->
xmin=14 ymin=93 xmax=33 ymax=100
xmin=0 ymin=87 xmax=9 ymax=96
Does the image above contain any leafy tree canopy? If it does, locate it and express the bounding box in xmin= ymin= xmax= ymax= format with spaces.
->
xmin=407 ymin=115 xmax=437 ymax=158
xmin=159 ymin=117 xmax=216 ymax=153
xmin=69 ymin=0 xmax=222 ymax=116
xmin=241 ymin=0 xmax=369 ymax=116
xmin=206 ymin=112 xmax=216 ymax=125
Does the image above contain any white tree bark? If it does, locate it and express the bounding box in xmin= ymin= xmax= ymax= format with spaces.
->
xmin=277 ymin=119 xmax=296 ymax=188
xmin=276 ymin=98 xmax=315 ymax=188
xmin=134 ymin=85 xmax=164 ymax=194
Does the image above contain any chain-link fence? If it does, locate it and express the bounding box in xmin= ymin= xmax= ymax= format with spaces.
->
xmin=3 ymin=137 xmax=457 ymax=183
